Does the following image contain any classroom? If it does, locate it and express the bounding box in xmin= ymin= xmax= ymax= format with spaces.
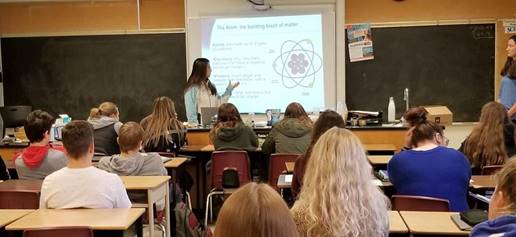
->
xmin=0 ymin=0 xmax=516 ymax=236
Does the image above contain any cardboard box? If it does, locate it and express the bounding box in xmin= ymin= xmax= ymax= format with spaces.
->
xmin=423 ymin=106 xmax=453 ymax=126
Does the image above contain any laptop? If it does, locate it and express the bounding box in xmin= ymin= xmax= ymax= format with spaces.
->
xmin=200 ymin=107 xmax=219 ymax=127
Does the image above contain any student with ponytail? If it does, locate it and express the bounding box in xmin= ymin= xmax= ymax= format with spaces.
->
xmin=88 ymin=102 xmax=123 ymax=155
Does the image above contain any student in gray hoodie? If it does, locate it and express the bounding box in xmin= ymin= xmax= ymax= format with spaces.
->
xmin=97 ymin=122 xmax=166 ymax=177
xmin=88 ymin=102 xmax=123 ymax=155
xmin=261 ymin=102 xmax=312 ymax=155
xmin=97 ymin=122 xmax=167 ymax=211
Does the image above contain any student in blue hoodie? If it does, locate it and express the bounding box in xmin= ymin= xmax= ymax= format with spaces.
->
xmin=471 ymin=159 xmax=516 ymax=236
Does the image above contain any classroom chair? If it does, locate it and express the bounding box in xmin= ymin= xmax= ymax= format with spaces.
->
xmin=481 ymin=165 xmax=504 ymax=175
xmin=204 ymin=150 xmax=251 ymax=227
xmin=268 ymin=153 xmax=301 ymax=191
xmin=24 ymin=227 xmax=93 ymax=237
xmin=391 ymin=195 xmax=450 ymax=212
xmin=0 ymin=190 xmax=39 ymax=209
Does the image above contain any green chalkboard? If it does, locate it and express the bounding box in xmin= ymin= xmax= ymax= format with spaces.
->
xmin=345 ymin=24 xmax=495 ymax=122
xmin=1 ymin=33 xmax=187 ymax=122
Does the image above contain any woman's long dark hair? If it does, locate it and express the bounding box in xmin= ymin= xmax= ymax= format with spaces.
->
xmin=501 ymin=35 xmax=516 ymax=79
xmin=184 ymin=58 xmax=218 ymax=95
xmin=209 ymin=103 xmax=243 ymax=140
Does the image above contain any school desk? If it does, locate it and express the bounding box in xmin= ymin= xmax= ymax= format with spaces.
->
xmin=389 ymin=211 xmax=409 ymax=234
xmin=120 ymin=176 xmax=171 ymax=237
xmin=6 ymin=208 xmax=145 ymax=237
xmin=185 ymin=126 xmax=407 ymax=151
xmin=367 ymin=155 xmax=392 ymax=166
xmin=180 ymin=143 xmax=396 ymax=154
xmin=276 ymin=174 xmax=392 ymax=189
xmin=399 ymin=211 xmax=469 ymax=236
xmin=0 ymin=209 xmax=34 ymax=229
xmin=470 ymin=175 xmax=495 ymax=190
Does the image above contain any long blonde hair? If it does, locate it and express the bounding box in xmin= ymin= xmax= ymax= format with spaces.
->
xmin=293 ymin=127 xmax=389 ymax=237
xmin=141 ymin=96 xmax=186 ymax=148
xmin=89 ymin=102 xmax=119 ymax=119
xmin=494 ymin=158 xmax=516 ymax=214
xmin=463 ymin=102 xmax=509 ymax=168
xmin=215 ymin=183 xmax=299 ymax=237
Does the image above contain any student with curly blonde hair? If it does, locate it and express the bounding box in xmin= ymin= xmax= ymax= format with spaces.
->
xmin=471 ymin=158 xmax=516 ymax=236
xmin=215 ymin=182 xmax=299 ymax=237
xmin=291 ymin=127 xmax=389 ymax=237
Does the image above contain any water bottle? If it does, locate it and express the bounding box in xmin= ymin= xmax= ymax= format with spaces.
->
xmin=388 ymin=97 xmax=396 ymax=122
xmin=249 ymin=112 xmax=255 ymax=127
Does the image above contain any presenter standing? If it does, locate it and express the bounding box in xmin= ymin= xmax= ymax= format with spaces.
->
xmin=499 ymin=35 xmax=516 ymax=124
xmin=184 ymin=58 xmax=239 ymax=124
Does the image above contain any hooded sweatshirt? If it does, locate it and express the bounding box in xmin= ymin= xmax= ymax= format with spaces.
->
xmin=88 ymin=116 xmax=123 ymax=155
xmin=471 ymin=215 xmax=516 ymax=237
xmin=261 ymin=118 xmax=312 ymax=155
xmin=15 ymin=145 xmax=67 ymax=180
xmin=212 ymin=122 xmax=258 ymax=151
xmin=96 ymin=152 xmax=167 ymax=176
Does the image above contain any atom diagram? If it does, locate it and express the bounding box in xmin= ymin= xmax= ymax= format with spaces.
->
xmin=272 ymin=39 xmax=323 ymax=89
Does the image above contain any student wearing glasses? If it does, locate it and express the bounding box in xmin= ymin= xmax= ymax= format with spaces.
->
xmin=388 ymin=118 xmax=471 ymax=211
xmin=459 ymin=102 xmax=516 ymax=175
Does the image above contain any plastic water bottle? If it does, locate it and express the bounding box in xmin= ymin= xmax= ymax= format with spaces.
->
xmin=388 ymin=97 xmax=396 ymax=122
xmin=249 ymin=112 xmax=255 ymax=127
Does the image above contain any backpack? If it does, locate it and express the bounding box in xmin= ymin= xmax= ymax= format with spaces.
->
xmin=175 ymin=202 xmax=212 ymax=237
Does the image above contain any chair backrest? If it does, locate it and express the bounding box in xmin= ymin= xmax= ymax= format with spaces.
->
xmin=24 ymin=227 xmax=93 ymax=237
xmin=0 ymin=190 xmax=39 ymax=209
xmin=211 ymin=150 xmax=251 ymax=189
xmin=268 ymin=153 xmax=301 ymax=190
xmin=481 ymin=165 xmax=504 ymax=175
xmin=391 ymin=195 xmax=450 ymax=212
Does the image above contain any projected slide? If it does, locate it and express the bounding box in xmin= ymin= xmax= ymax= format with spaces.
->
xmin=201 ymin=14 xmax=324 ymax=113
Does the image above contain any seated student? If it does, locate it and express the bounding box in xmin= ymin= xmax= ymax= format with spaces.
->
xmin=97 ymin=122 xmax=167 ymax=176
xmin=291 ymin=127 xmax=389 ymax=237
xmin=401 ymin=106 xmax=428 ymax=150
xmin=39 ymin=120 xmax=131 ymax=209
xmin=291 ymin=110 xmax=345 ymax=198
xmin=388 ymin=119 xmax=471 ymax=212
xmin=459 ymin=102 xmax=516 ymax=175
xmin=215 ymin=182 xmax=299 ymax=237
xmin=471 ymin=158 xmax=516 ymax=236
xmin=210 ymin=103 xmax=258 ymax=151
xmin=88 ymin=102 xmax=123 ymax=155
xmin=0 ymin=158 xmax=9 ymax=180
xmin=140 ymin=96 xmax=187 ymax=154
xmin=261 ymin=102 xmax=312 ymax=155
xmin=15 ymin=110 xmax=67 ymax=180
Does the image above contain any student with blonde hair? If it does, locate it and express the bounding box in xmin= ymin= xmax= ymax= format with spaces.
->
xmin=88 ymin=101 xmax=123 ymax=155
xmin=291 ymin=127 xmax=389 ymax=237
xmin=471 ymin=158 xmax=516 ymax=236
xmin=215 ymin=182 xmax=299 ymax=237
xmin=140 ymin=96 xmax=187 ymax=154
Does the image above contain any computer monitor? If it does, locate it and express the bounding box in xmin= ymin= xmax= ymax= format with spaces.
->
xmin=0 ymin=106 xmax=32 ymax=137
xmin=200 ymin=107 xmax=219 ymax=127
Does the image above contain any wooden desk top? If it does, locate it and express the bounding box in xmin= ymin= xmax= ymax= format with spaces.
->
xmin=164 ymin=158 xmax=188 ymax=168
xmin=367 ymin=155 xmax=392 ymax=165
xmin=180 ymin=144 xmax=214 ymax=152
xmin=364 ymin=144 xmax=396 ymax=152
xmin=399 ymin=211 xmax=469 ymax=235
xmin=0 ymin=209 xmax=34 ymax=228
xmin=0 ymin=180 xmax=42 ymax=192
xmin=180 ymin=144 xmax=396 ymax=153
xmin=120 ymin=176 xmax=170 ymax=190
xmin=389 ymin=211 xmax=408 ymax=233
xmin=470 ymin=175 xmax=495 ymax=189
xmin=285 ymin=162 xmax=294 ymax=173
xmin=6 ymin=208 xmax=145 ymax=231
